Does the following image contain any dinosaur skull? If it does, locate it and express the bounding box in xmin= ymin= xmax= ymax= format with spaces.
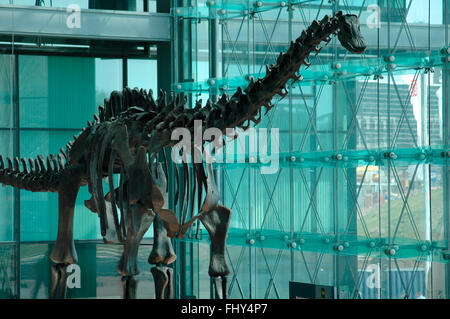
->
xmin=337 ymin=14 xmax=367 ymax=54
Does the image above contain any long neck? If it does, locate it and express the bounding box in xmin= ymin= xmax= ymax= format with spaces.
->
xmin=144 ymin=14 xmax=341 ymax=153
xmin=217 ymin=14 xmax=341 ymax=131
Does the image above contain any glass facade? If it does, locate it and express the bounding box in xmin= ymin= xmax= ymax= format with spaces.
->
xmin=0 ymin=53 xmax=158 ymax=297
xmin=1 ymin=0 xmax=450 ymax=299
xmin=171 ymin=0 xmax=450 ymax=299
xmin=0 ymin=1 xmax=160 ymax=297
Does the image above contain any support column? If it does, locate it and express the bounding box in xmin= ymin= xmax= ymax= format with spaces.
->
xmin=13 ymin=53 xmax=20 ymax=299
xmin=209 ymin=7 xmax=219 ymax=101
xmin=443 ymin=0 xmax=450 ymax=300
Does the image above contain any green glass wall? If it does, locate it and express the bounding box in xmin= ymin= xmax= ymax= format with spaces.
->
xmin=171 ymin=0 xmax=450 ymax=299
xmin=0 ymin=0 xmax=167 ymax=299
xmin=0 ymin=52 xmax=158 ymax=298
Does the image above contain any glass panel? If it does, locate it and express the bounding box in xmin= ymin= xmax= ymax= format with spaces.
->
xmin=173 ymin=0 xmax=450 ymax=300
xmin=16 ymin=55 xmax=124 ymax=242
xmin=19 ymin=130 xmax=101 ymax=241
xmin=127 ymin=59 xmax=158 ymax=92
xmin=20 ymin=56 xmax=123 ymax=129
xmin=0 ymin=55 xmax=14 ymax=129
xmin=0 ymin=243 xmax=16 ymax=298
xmin=127 ymin=58 xmax=157 ymax=239
xmin=0 ymin=130 xmax=14 ymax=242
xmin=95 ymin=58 xmax=123 ymax=106
xmin=19 ymin=55 xmax=96 ymax=129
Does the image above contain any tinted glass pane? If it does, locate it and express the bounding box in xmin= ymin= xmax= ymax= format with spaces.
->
xmin=20 ymin=130 xmax=101 ymax=241
xmin=19 ymin=55 xmax=96 ymax=129
xmin=128 ymin=59 xmax=158 ymax=92
xmin=0 ymin=243 xmax=16 ymax=298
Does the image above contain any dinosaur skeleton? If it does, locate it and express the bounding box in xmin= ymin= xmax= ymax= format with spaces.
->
xmin=0 ymin=12 xmax=366 ymax=299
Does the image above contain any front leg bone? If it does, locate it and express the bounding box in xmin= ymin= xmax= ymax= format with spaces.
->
xmin=117 ymin=204 xmax=155 ymax=276
xmin=199 ymin=205 xmax=231 ymax=278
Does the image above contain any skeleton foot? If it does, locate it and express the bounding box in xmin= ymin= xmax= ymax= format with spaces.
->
xmin=121 ymin=276 xmax=138 ymax=299
xmin=148 ymin=213 xmax=176 ymax=265
xmin=213 ymin=276 xmax=228 ymax=299
xmin=151 ymin=266 xmax=173 ymax=299
xmin=50 ymin=263 xmax=69 ymax=299
xmin=199 ymin=205 xmax=231 ymax=277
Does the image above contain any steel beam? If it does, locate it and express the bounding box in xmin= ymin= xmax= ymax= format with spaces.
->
xmin=0 ymin=5 xmax=171 ymax=42
xmin=222 ymin=20 xmax=446 ymax=52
